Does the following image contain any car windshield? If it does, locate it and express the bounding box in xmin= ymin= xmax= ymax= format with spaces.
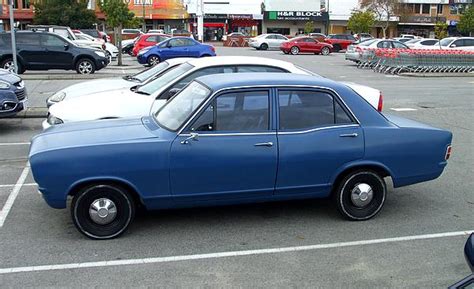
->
xmin=136 ymin=63 xmax=194 ymax=95
xmin=440 ymin=38 xmax=455 ymax=46
xmin=130 ymin=61 xmax=169 ymax=82
xmin=155 ymin=81 xmax=211 ymax=131
xmin=359 ymin=39 xmax=377 ymax=46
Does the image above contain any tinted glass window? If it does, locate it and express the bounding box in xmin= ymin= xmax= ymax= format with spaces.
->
xmin=169 ymin=66 xmax=234 ymax=92
xmin=278 ymin=90 xmax=353 ymax=130
xmin=191 ymin=91 xmax=270 ymax=132
xmin=377 ymin=41 xmax=392 ymax=48
xmin=346 ymin=35 xmax=356 ymax=41
xmin=41 ymin=34 xmax=65 ymax=47
xmin=453 ymin=39 xmax=464 ymax=47
xmin=303 ymin=38 xmax=316 ymax=43
xmin=393 ymin=42 xmax=408 ymax=49
xmin=182 ymin=39 xmax=196 ymax=46
xmin=275 ymin=35 xmax=287 ymax=40
xmin=16 ymin=33 xmax=40 ymax=45
xmin=266 ymin=35 xmax=276 ymax=39
xmin=146 ymin=36 xmax=157 ymax=42
xmin=169 ymin=39 xmax=187 ymax=47
xmin=464 ymin=39 xmax=474 ymax=46
xmin=421 ymin=40 xmax=437 ymax=45
xmin=236 ymin=65 xmax=287 ymax=73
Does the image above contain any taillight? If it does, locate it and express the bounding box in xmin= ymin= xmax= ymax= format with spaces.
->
xmin=377 ymin=92 xmax=383 ymax=112
xmin=445 ymin=145 xmax=452 ymax=160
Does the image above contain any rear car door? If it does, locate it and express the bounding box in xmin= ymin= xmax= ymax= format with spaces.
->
xmin=181 ymin=39 xmax=200 ymax=57
xmin=40 ymin=34 xmax=74 ymax=69
xmin=15 ymin=33 xmax=44 ymax=68
xmin=275 ymin=88 xmax=364 ymax=196
xmin=170 ymin=88 xmax=277 ymax=201
xmin=274 ymin=35 xmax=288 ymax=47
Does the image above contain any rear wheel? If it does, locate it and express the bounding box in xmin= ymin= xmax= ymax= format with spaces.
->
xmin=71 ymin=184 xmax=135 ymax=239
xmin=290 ymin=46 xmax=300 ymax=55
xmin=147 ymin=55 xmax=160 ymax=66
xmin=1 ymin=58 xmax=24 ymax=74
xmin=334 ymin=170 xmax=386 ymax=221
xmin=260 ymin=43 xmax=268 ymax=50
xmin=76 ymin=58 xmax=95 ymax=74
xmin=321 ymin=46 xmax=331 ymax=56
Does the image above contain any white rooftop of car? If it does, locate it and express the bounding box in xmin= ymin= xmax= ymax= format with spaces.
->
xmin=186 ymin=56 xmax=302 ymax=72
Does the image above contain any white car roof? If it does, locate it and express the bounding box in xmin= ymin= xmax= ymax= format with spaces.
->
xmin=186 ymin=56 xmax=303 ymax=73
xmin=165 ymin=57 xmax=194 ymax=65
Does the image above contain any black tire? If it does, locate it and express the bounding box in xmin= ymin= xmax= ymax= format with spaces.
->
xmin=0 ymin=58 xmax=24 ymax=73
xmin=76 ymin=58 xmax=96 ymax=74
xmin=147 ymin=55 xmax=160 ymax=66
xmin=260 ymin=43 xmax=268 ymax=50
xmin=334 ymin=170 xmax=386 ymax=221
xmin=105 ymin=51 xmax=112 ymax=64
xmin=333 ymin=44 xmax=341 ymax=53
xmin=290 ymin=46 xmax=300 ymax=55
xmin=321 ymin=46 xmax=331 ymax=56
xmin=71 ymin=184 xmax=135 ymax=240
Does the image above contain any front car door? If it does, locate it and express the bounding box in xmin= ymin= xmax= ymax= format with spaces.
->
xmin=170 ymin=88 xmax=277 ymax=201
xmin=275 ymin=88 xmax=364 ymax=197
xmin=40 ymin=34 xmax=74 ymax=69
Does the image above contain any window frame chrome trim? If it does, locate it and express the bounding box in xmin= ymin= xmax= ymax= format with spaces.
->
xmin=176 ymin=84 xmax=360 ymax=136
xmin=278 ymin=124 xmax=360 ymax=135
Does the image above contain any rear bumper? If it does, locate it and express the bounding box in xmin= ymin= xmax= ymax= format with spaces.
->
xmin=345 ymin=51 xmax=360 ymax=61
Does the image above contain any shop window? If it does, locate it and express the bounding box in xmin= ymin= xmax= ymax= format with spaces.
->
xmin=267 ymin=28 xmax=290 ymax=36
xmin=414 ymin=4 xmax=421 ymax=14
xmin=12 ymin=0 xmax=19 ymax=8
xmin=21 ymin=0 xmax=30 ymax=8
xmin=437 ymin=4 xmax=443 ymax=15
xmin=422 ymin=4 xmax=430 ymax=14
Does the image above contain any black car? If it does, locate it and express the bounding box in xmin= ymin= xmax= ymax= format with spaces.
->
xmin=0 ymin=69 xmax=27 ymax=117
xmin=449 ymin=234 xmax=474 ymax=289
xmin=0 ymin=31 xmax=108 ymax=74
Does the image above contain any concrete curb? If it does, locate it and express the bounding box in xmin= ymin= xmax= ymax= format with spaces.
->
xmin=400 ymin=72 xmax=474 ymax=77
xmin=13 ymin=107 xmax=48 ymax=118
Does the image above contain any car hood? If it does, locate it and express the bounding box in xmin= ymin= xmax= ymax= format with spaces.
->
xmin=0 ymin=69 xmax=21 ymax=84
xmin=30 ymin=117 xmax=157 ymax=156
xmin=50 ymin=88 xmax=154 ymax=122
xmin=58 ymin=78 xmax=135 ymax=100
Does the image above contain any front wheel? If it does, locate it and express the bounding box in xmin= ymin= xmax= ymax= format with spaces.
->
xmin=76 ymin=58 xmax=96 ymax=74
xmin=71 ymin=184 xmax=135 ymax=239
xmin=321 ymin=47 xmax=331 ymax=56
xmin=290 ymin=46 xmax=300 ymax=55
xmin=259 ymin=43 xmax=268 ymax=50
xmin=334 ymin=170 xmax=386 ymax=221
xmin=147 ymin=55 xmax=160 ymax=66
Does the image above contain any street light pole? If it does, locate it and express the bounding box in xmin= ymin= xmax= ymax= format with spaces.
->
xmin=8 ymin=0 xmax=18 ymax=73
xmin=142 ymin=0 xmax=146 ymax=32
xmin=196 ymin=0 xmax=204 ymax=42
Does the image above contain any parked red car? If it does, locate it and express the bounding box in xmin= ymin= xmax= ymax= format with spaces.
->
xmin=324 ymin=34 xmax=356 ymax=52
xmin=132 ymin=33 xmax=170 ymax=56
xmin=280 ymin=37 xmax=333 ymax=55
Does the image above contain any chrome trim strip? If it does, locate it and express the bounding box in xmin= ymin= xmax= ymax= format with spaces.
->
xmin=180 ymin=132 xmax=275 ymax=137
xmin=176 ymin=84 xmax=360 ymax=135
xmin=278 ymin=124 xmax=359 ymax=135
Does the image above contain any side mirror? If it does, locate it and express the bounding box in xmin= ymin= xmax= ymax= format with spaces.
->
xmin=166 ymin=43 xmax=172 ymax=48
xmin=64 ymin=43 xmax=69 ymax=50
xmin=450 ymin=44 xmax=457 ymax=48
xmin=167 ymin=88 xmax=181 ymax=99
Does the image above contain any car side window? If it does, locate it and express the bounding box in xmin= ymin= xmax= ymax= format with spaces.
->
xmin=266 ymin=35 xmax=276 ymax=39
xmin=463 ymin=39 xmax=474 ymax=46
xmin=169 ymin=39 xmax=186 ymax=47
xmin=146 ymin=36 xmax=157 ymax=42
xmin=278 ymin=90 xmax=354 ymax=130
xmin=165 ymin=66 xmax=235 ymax=95
xmin=236 ymin=65 xmax=287 ymax=73
xmin=304 ymin=38 xmax=316 ymax=43
xmin=377 ymin=41 xmax=391 ymax=49
xmin=392 ymin=42 xmax=408 ymax=49
xmin=182 ymin=39 xmax=196 ymax=46
xmin=16 ymin=34 xmax=41 ymax=45
xmin=41 ymin=34 xmax=65 ymax=48
xmin=421 ymin=40 xmax=437 ymax=45
xmin=453 ymin=39 xmax=464 ymax=47
xmin=190 ymin=90 xmax=270 ymax=132
xmin=276 ymin=35 xmax=287 ymax=40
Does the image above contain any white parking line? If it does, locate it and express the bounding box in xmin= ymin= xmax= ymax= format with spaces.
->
xmin=0 ymin=142 xmax=30 ymax=146
xmin=0 ymin=183 xmax=36 ymax=189
xmin=0 ymin=229 xmax=471 ymax=275
xmin=0 ymin=165 xmax=30 ymax=227
xmin=390 ymin=108 xmax=418 ymax=112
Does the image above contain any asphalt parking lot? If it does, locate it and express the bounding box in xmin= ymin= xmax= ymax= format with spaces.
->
xmin=0 ymin=47 xmax=473 ymax=288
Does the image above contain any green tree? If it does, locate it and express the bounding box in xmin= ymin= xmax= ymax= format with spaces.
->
xmin=458 ymin=6 xmax=474 ymax=36
xmin=34 ymin=0 xmax=97 ymax=29
xmin=304 ymin=21 xmax=315 ymax=34
xmin=347 ymin=10 xmax=375 ymax=34
xmin=361 ymin=0 xmax=400 ymax=38
xmin=434 ymin=21 xmax=448 ymax=40
xmin=99 ymin=0 xmax=138 ymax=65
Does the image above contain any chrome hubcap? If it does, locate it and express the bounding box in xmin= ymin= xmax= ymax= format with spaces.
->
xmin=79 ymin=61 xmax=92 ymax=74
xmin=4 ymin=61 xmax=14 ymax=72
xmin=149 ymin=57 xmax=158 ymax=66
xmin=291 ymin=47 xmax=298 ymax=54
xmin=350 ymin=183 xmax=373 ymax=208
xmin=89 ymin=198 xmax=117 ymax=225
xmin=322 ymin=48 xmax=329 ymax=55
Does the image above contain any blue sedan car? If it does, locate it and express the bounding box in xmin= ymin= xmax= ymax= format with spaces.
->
xmin=29 ymin=74 xmax=452 ymax=239
xmin=137 ymin=37 xmax=216 ymax=66
xmin=0 ymin=69 xmax=27 ymax=117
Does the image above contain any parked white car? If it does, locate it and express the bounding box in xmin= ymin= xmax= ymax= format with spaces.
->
xmin=345 ymin=39 xmax=409 ymax=62
xmin=44 ymin=56 xmax=383 ymax=129
xmin=404 ymin=38 xmax=439 ymax=49
xmin=46 ymin=57 xmax=192 ymax=107
xmin=74 ymin=33 xmax=119 ymax=61
xmin=439 ymin=37 xmax=474 ymax=51
xmin=248 ymin=34 xmax=289 ymax=50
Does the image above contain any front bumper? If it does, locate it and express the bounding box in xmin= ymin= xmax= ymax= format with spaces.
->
xmin=137 ymin=54 xmax=148 ymax=65
xmin=95 ymin=57 xmax=108 ymax=70
xmin=0 ymin=98 xmax=27 ymax=117
xmin=0 ymin=88 xmax=27 ymax=118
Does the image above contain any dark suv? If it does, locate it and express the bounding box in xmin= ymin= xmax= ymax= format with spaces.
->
xmin=0 ymin=31 xmax=108 ymax=74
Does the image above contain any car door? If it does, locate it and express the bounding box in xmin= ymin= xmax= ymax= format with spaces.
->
xmin=170 ymin=89 xmax=277 ymax=201
xmin=462 ymin=39 xmax=474 ymax=51
xmin=304 ymin=38 xmax=319 ymax=52
xmin=265 ymin=35 xmax=276 ymax=48
xmin=166 ymin=38 xmax=187 ymax=57
xmin=274 ymin=35 xmax=288 ymax=47
xmin=15 ymin=33 xmax=44 ymax=68
xmin=275 ymin=88 xmax=364 ymax=196
xmin=181 ymin=38 xmax=200 ymax=57
xmin=40 ymin=34 xmax=74 ymax=69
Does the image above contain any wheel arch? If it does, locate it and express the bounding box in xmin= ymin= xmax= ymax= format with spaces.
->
xmin=330 ymin=161 xmax=393 ymax=194
xmin=68 ymin=177 xmax=144 ymax=207
xmin=73 ymin=55 xmax=96 ymax=68
xmin=0 ymin=54 xmax=26 ymax=67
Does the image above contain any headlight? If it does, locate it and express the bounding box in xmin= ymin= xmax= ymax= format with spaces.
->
xmin=0 ymin=80 xmax=10 ymax=89
xmin=94 ymin=51 xmax=106 ymax=58
xmin=49 ymin=91 xmax=66 ymax=103
xmin=47 ymin=114 xmax=64 ymax=125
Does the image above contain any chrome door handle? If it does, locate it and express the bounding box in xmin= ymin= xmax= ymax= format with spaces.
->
xmin=254 ymin=142 xmax=273 ymax=147
xmin=339 ymin=133 xmax=358 ymax=138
